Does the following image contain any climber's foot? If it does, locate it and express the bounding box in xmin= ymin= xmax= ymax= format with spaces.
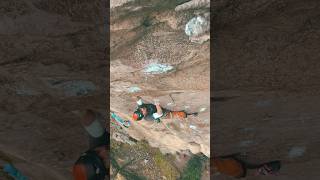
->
xmin=255 ymin=161 xmax=281 ymax=176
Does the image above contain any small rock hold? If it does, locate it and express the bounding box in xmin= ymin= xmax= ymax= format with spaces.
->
xmin=185 ymin=16 xmax=209 ymax=37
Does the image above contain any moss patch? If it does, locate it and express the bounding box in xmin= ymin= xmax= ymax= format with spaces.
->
xmin=111 ymin=140 xmax=208 ymax=180
xmin=153 ymin=149 xmax=180 ymax=180
xmin=180 ymin=154 xmax=208 ymax=180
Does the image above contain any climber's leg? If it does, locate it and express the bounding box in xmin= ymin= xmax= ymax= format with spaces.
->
xmin=81 ymin=109 xmax=109 ymax=149
xmin=171 ymin=111 xmax=187 ymax=119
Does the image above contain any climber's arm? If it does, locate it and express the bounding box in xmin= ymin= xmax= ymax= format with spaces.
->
xmin=153 ymin=100 xmax=163 ymax=119
xmin=155 ymin=104 xmax=163 ymax=115
xmin=136 ymin=96 xmax=144 ymax=105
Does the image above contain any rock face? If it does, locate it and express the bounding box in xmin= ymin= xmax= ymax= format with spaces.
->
xmin=212 ymin=0 xmax=320 ymax=179
xmin=110 ymin=0 xmax=210 ymax=157
xmin=0 ymin=0 xmax=106 ymax=179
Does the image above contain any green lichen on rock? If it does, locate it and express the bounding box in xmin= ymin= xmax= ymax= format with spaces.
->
xmin=153 ymin=149 xmax=180 ymax=180
xmin=179 ymin=154 xmax=207 ymax=180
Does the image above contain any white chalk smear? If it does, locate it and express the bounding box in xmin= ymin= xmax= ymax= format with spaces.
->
xmin=167 ymin=102 xmax=174 ymax=106
xmin=288 ymin=146 xmax=306 ymax=158
xmin=49 ymin=80 xmax=96 ymax=96
xmin=189 ymin=125 xmax=197 ymax=130
xmin=143 ymin=63 xmax=174 ymax=74
xmin=128 ymin=86 xmax=141 ymax=93
xmin=199 ymin=107 xmax=206 ymax=112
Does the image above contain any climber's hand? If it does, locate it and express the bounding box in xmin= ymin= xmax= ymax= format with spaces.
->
xmin=136 ymin=96 xmax=143 ymax=105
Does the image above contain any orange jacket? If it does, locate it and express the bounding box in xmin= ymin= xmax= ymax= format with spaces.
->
xmin=213 ymin=158 xmax=245 ymax=178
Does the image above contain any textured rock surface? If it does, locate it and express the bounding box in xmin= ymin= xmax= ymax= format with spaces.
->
xmin=213 ymin=0 xmax=320 ymax=179
xmin=0 ymin=0 xmax=106 ymax=179
xmin=110 ymin=0 xmax=210 ymax=157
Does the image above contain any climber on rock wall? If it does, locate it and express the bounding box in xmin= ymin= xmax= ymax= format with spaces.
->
xmin=211 ymin=154 xmax=281 ymax=178
xmin=132 ymin=96 xmax=198 ymax=122
xmin=72 ymin=109 xmax=109 ymax=180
